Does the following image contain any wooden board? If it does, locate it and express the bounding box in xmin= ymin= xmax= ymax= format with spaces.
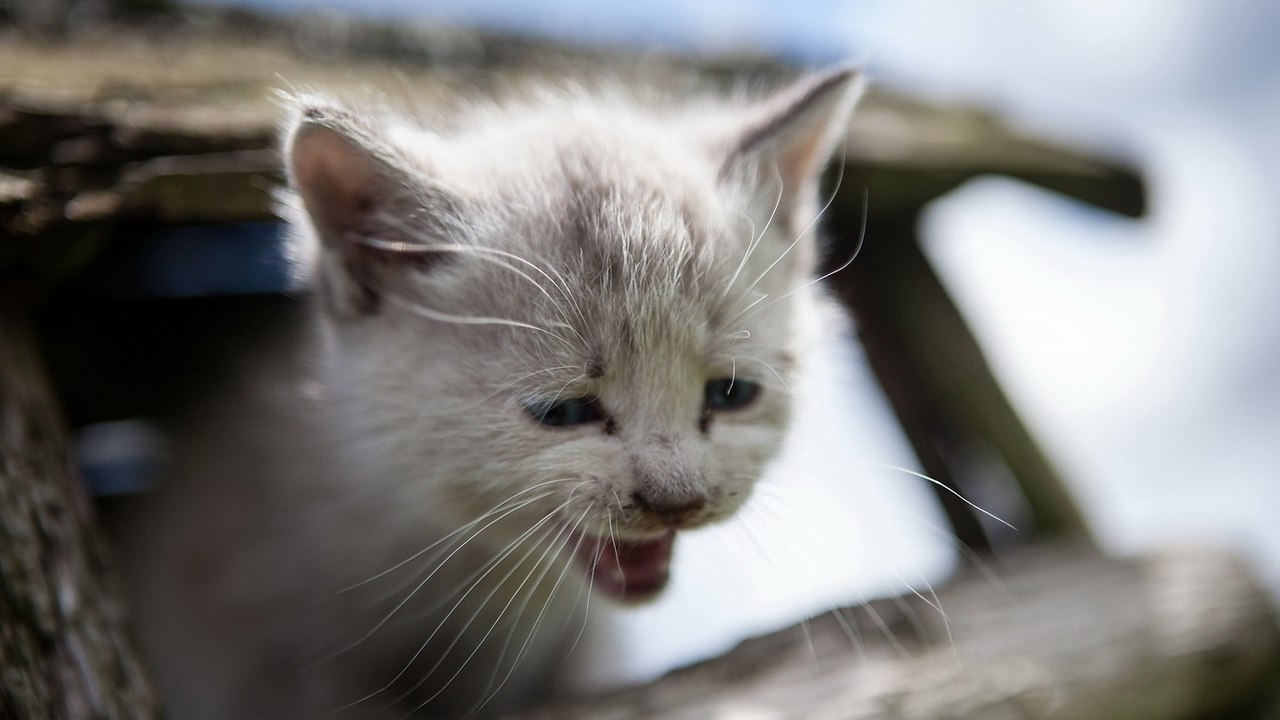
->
xmin=0 ymin=18 xmax=1142 ymax=249
xmin=511 ymin=544 xmax=1280 ymax=720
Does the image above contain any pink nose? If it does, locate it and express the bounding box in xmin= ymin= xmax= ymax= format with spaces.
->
xmin=632 ymin=489 xmax=707 ymax=526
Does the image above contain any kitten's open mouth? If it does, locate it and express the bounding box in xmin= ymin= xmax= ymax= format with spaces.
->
xmin=571 ymin=529 xmax=675 ymax=601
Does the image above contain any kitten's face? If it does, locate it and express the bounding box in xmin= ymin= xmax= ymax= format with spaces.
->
xmin=286 ymin=70 xmax=862 ymax=601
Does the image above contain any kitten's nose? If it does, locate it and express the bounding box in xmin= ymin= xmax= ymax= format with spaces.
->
xmin=632 ymin=487 xmax=707 ymax=526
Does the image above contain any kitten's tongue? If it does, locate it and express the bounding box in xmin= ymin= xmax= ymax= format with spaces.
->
xmin=575 ymin=530 xmax=675 ymax=601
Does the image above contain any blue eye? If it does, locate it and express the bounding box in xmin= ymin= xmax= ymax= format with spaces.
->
xmin=525 ymin=397 xmax=604 ymax=427
xmin=704 ymin=378 xmax=761 ymax=411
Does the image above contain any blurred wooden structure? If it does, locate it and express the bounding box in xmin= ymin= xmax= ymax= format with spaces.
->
xmin=1 ymin=12 xmax=1276 ymax=720
xmin=513 ymin=544 xmax=1280 ymax=720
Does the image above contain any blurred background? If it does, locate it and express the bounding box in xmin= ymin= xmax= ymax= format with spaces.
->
xmin=9 ymin=0 xmax=1279 ymax=693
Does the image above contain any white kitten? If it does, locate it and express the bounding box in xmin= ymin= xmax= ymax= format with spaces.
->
xmin=114 ymin=67 xmax=863 ymax=719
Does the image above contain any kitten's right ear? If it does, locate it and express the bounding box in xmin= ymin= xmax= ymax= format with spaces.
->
xmin=286 ymin=103 xmax=450 ymax=315
xmin=719 ymin=67 xmax=865 ymax=222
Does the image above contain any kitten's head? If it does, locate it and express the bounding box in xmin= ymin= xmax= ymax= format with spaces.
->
xmin=283 ymin=68 xmax=862 ymax=602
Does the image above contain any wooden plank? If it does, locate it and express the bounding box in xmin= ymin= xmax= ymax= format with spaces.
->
xmin=844 ymin=90 xmax=1145 ymax=217
xmin=0 ymin=309 xmax=159 ymax=720
xmin=0 ymin=17 xmax=1143 ymax=242
xmin=509 ymin=544 xmax=1280 ymax=720
xmin=824 ymin=210 xmax=1094 ymax=548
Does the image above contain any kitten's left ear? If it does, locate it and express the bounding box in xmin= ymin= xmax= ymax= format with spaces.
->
xmin=722 ymin=66 xmax=865 ymax=218
xmin=285 ymin=102 xmax=455 ymax=315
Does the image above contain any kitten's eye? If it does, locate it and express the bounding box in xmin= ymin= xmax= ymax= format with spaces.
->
xmin=704 ymin=378 xmax=761 ymax=411
xmin=524 ymin=397 xmax=604 ymax=427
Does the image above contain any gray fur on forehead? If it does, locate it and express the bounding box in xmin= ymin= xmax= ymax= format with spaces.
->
xmin=555 ymin=140 xmax=722 ymax=249
xmin=415 ymin=114 xmax=756 ymax=382
xmin=497 ymin=148 xmax=733 ymax=357
xmin=431 ymin=101 xmax=751 ymax=301
xmin=449 ymin=99 xmax=733 ymax=239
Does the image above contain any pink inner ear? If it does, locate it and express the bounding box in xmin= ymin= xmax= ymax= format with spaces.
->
xmin=290 ymin=124 xmax=384 ymax=243
xmin=725 ymin=68 xmax=863 ymax=202
xmin=773 ymin=114 xmax=836 ymax=193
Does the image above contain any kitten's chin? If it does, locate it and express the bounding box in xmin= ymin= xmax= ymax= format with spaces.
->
xmin=571 ymin=529 xmax=676 ymax=603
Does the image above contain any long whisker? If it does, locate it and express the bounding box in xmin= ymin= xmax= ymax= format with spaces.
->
xmin=857 ymin=460 xmax=1017 ymax=531
xmin=723 ymin=137 xmax=851 ymax=333
xmin=467 ymin=507 xmax=594 ymax=718
xmin=749 ymin=488 xmax=916 ymax=660
xmin=336 ymin=498 xmax=573 ymax=711
xmin=397 ymin=505 xmax=591 ymax=716
xmin=734 ymin=355 xmax=791 ymax=391
xmin=340 ymin=481 xmax=571 ymax=594
xmin=358 ymin=232 xmax=579 ymax=315
xmin=827 ymin=605 xmax=869 ymax=664
xmin=379 ymin=518 xmax=566 ymax=713
xmin=760 ymin=479 xmax=953 ymax=630
xmin=735 ymin=506 xmax=821 ymax=671
xmin=739 ymin=134 xmax=849 ymax=302
xmin=562 ymin=515 xmax=597 ymax=653
xmin=319 ymin=493 xmax=564 ymax=669
xmin=357 ymin=231 xmax=586 ymax=349
xmin=490 ymin=365 xmax=581 ymax=398
xmin=737 ymin=186 xmax=869 ymax=321
xmin=382 ymin=292 xmax=575 ymax=348
xmin=512 ymin=512 xmax=591 ymax=666
xmin=721 ymin=164 xmax=785 ymax=300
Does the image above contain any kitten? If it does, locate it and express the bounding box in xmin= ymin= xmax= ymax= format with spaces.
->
xmin=113 ymin=66 xmax=863 ymax=719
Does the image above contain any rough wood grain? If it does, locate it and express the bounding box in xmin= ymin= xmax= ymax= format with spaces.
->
xmin=0 ymin=18 xmax=1143 ymax=244
xmin=508 ymin=544 xmax=1280 ymax=720
xmin=0 ymin=311 xmax=159 ymax=720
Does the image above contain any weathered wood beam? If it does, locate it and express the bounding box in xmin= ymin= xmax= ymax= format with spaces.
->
xmin=0 ymin=22 xmax=1143 ymax=241
xmin=844 ymin=91 xmax=1145 ymax=218
xmin=825 ymin=209 xmax=1094 ymax=548
xmin=509 ymin=544 xmax=1280 ymax=720
xmin=0 ymin=309 xmax=159 ymax=720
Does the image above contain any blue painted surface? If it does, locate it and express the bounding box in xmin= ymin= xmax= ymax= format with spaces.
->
xmin=122 ymin=222 xmax=293 ymax=297
xmin=75 ymin=420 xmax=166 ymax=497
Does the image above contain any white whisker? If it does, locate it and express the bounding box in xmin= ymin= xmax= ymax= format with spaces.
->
xmin=401 ymin=506 xmax=591 ymax=717
xmin=726 ymin=136 xmax=852 ymax=328
xmin=467 ymin=509 xmax=594 ymax=718
xmin=338 ymin=503 xmax=571 ymax=711
xmin=741 ymin=186 xmax=869 ymax=320
xmin=323 ymin=500 xmax=553 ymax=669
xmin=359 ymin=233 xmax=582 ymax=324
xmin=857 ymin=460 xmax=1017 ymax=532
xmin=722 ymin=164 xmax=785 ymax=300
xmin=735 ymin=355 xmax=791 ymax=391
xmin=384 ymin=293 xmax=575 ymax=348
xmin=340 ymin=481 xmax=569 ymax=594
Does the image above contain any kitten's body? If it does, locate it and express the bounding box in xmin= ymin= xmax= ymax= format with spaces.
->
xmin=114 ymin=69 xmax=862 ymax=718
